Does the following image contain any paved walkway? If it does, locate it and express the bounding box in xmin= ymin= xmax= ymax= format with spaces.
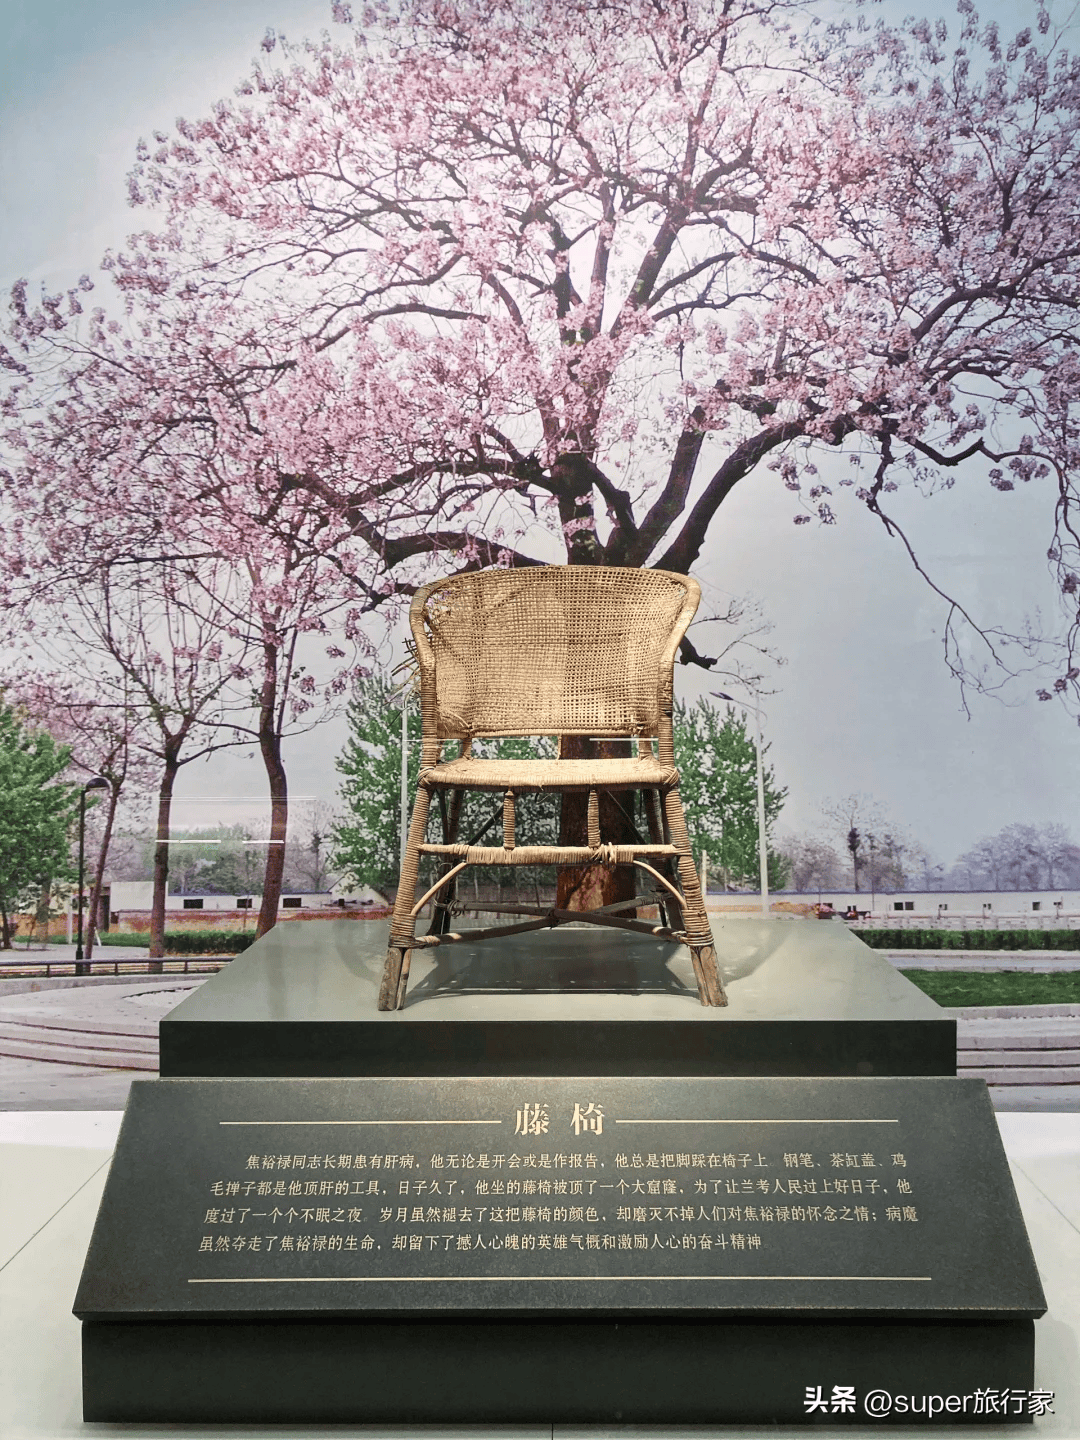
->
xmin=2 ymin=973 xmax=1078 ymax=1111
xmin=884 ymin=949 xmax=1080 ymax=972
xmin=0 ymin=978 xmax=206 ymax=1109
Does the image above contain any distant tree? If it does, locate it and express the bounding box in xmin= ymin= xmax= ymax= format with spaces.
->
xmin=0 ymin=702 xmax=78 ymax=948
xmin=1003 ymin=824 xmax=1045 ymax=890
xmin=165 ymin=825 xmax=265 ymax=898
xmin=776 ymin=833 xmax=844 ymax=894
xmin=673 ymin=698 xmax=787 ymax=891
xmin=1022 ymin=823 xmax=1077 ymax=890
xmin=955 ymin=833 xmax=1007 ymax=890
xmin=913 ymin=849 xmax=945 ymax=893
xmin=863 ymin=830 xmax=910 ymax=895
xmin=821 ymin=794 xmax=893 ymax=892
xmin=955 ymin=821 xmax=1080 ymax=891
xmin=1039 ymin=825 xmax=1080 ymax=889
xmin=281 ymin=801 xmax=343 ymax=894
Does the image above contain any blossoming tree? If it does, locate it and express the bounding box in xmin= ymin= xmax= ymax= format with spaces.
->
xmin=78 ymin=0 xmax=1078 ymax=670
xmin=5 ymin=0 xmax=1080 ymax=909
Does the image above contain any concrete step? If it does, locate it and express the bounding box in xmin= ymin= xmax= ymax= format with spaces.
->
xmin=0 ymin=1036 xmax=158 ymax=1069
xmin=0 ymin=1016 xmax=157 ymax=1041
xmin=0 ymin=1021 xmax=157 ymax=1051
xmin=959 ymin=1036 xmax=1080 ymax=1053
xmin=958 ymin=1049 xmax=1080 ymax=1067
xmin=959 ymin=1064 xmax=1080 ymax=1086
xmin=0 ymin=1022 xmax=158 ymax=1069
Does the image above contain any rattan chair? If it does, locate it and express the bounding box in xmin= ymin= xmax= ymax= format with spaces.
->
xmin=378 ymin=565 xmax=726 ymax=1009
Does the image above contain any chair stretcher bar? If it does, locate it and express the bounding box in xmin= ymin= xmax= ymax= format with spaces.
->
xmin=407 ymin=907 xmax=687 ymax=948
xmin=416 ymin=842 xmax=679 ymax=864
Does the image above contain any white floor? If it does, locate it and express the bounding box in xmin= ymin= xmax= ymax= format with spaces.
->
xmin=1 ymin=1109 xmax=1077 ymax=1439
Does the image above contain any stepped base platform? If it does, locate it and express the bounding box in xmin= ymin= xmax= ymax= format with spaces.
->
xmin=159 ymin=917 xmax=955 ymax=1079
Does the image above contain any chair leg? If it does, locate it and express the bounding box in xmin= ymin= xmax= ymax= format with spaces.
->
xmin=429 ymin=787 xmax=465 ymax=937
xmin=641 ymin=789 xmax=669 ymax=927
xmin=647 ymin=786 xmax=686 ymax=931
xmin=378 ymin=946 xmax=408 ymax=1012
xmin=379 ymin=786 xmax=433 ymax=1011
xmin=663 ymin=785 xmax=726 ymax=1007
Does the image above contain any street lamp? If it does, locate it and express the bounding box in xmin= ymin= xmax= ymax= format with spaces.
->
xmin=76 ymin=776 xmax=110 ymax=975
xmin=711 ymin=690 xmax=770 ymax=918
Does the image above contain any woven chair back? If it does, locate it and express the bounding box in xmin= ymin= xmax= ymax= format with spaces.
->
xmin=413 ymin=566 xmax=699 ymax=740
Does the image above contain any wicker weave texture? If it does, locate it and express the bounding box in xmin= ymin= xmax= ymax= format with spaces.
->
xmin=420 ymin=754 xmax=677 ymax=792
xmin=415 ymin=566 xmax=698 ymax=740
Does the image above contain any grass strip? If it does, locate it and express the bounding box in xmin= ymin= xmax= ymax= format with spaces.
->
xmin=900 ymin=969 xmax=1080 ymax=1007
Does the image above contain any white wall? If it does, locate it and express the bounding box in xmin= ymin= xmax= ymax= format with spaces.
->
xmin=747 ymin=889 xmax=1080 ymax=923
xmin=106 ymin=882 xmax=350 ymax=912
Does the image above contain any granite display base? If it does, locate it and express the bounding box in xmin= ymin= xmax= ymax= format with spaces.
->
xmin=160 ymin=917 xmax=955 ymax=1078
xmin=76 ymin=1077 xmax=1044 ymax=1426
xmin=82 ymin=1315 xmax=1035 ymax=1424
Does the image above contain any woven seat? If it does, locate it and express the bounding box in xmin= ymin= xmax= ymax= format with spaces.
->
xmin=422 ymin=754 xmax=678 ymax=792
xmin=378 ymin=565 xmax=726 ymax=1010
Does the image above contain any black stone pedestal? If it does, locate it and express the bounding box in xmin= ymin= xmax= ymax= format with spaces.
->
xmin=159 ymin=917 xmax=956 ymax=1078
xmin=76 ymin=1074 xmax=1043 ymax=1425
xmin=82 ymin=1316 xmax=1036 ymax=1424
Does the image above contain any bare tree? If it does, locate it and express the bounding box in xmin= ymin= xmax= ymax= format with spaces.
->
xmin=282 ymin=801 xmax=341 ymax=894
xmin=775 ymin=833 xmax=844 ymax=894
xmin=956 ymin=822 xmax=1080 ymax=891
xmin=821 ymin=795 xmax=892 ymax=893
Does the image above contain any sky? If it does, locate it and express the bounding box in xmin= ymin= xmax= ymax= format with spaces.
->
xmin=3 ymin=0 xmax=1078 ymax=870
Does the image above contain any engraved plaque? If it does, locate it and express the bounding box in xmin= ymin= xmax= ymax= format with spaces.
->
xmin=75 ymin=1075 xmax=1044 ymax=1322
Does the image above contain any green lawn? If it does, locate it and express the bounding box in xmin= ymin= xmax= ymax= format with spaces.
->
xmin=900 ymin=969 xmax=1080 ymax=1007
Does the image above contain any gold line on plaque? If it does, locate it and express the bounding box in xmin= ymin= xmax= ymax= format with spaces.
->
xmin=218 ymin=1119 xmax=504 ymax=1127
xmin=189 ymin=1274 xmax=933 ymax=1285
xmin=613 ymin=1118 xmax=901 ymax=1125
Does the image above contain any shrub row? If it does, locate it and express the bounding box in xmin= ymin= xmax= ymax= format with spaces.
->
xmin=853 ymin=927 xmax=1080 ymax=951
xmin=98 ymin=930 xmax=258 ymax=954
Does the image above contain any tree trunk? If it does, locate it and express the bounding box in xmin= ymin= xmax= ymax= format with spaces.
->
xmin=255 ymin=653 xmax=288 ymax=939
xmin=85 ymin=779 xmax=121 ymax=962
xmin=150 ymin=750 xmax=180 ymax=969
xmin=555 ymin=737 xmax=638 ymax=911
xmin=0 ymin=900 xmax=11 ymax=949
xmin=256 ymin=735 xmax=288 ymax=938
xmin=33 ymin=882 xmax=51 ymax=945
